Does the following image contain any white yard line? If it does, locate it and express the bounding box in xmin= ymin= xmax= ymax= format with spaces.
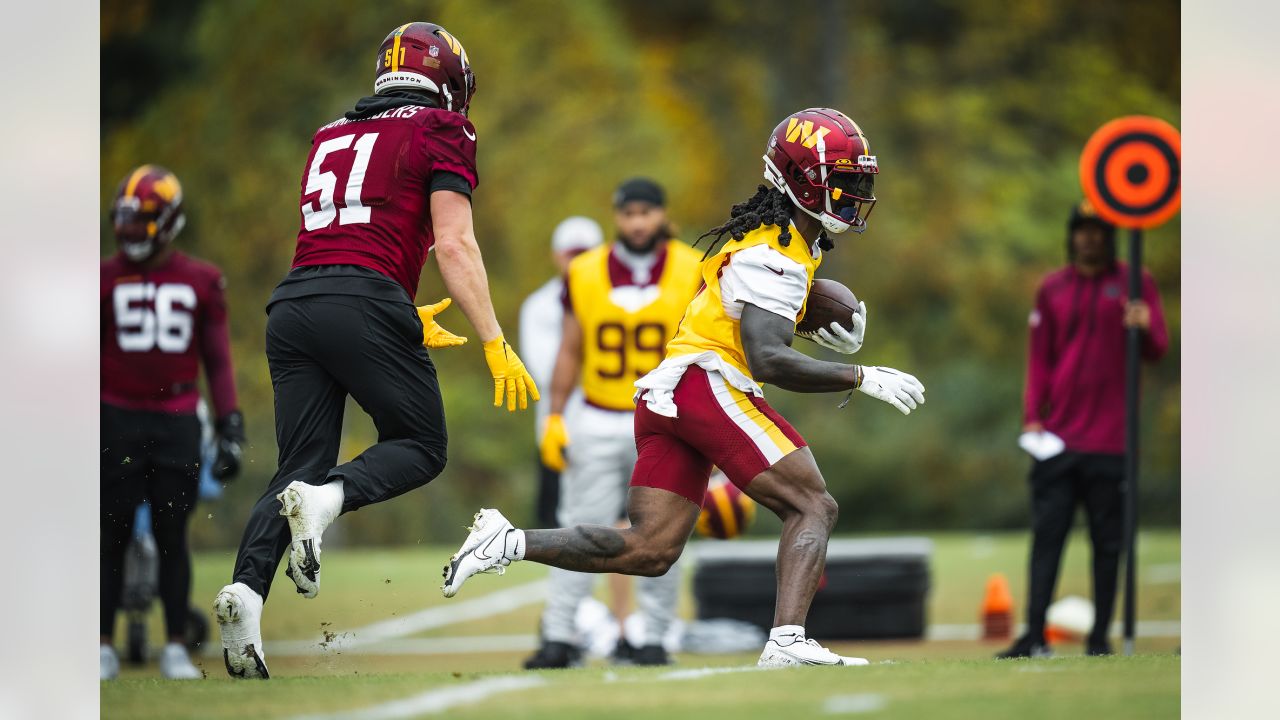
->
xmin=272 ymin=634 xmax=538 ymax=656
xmin=824 ymin=693 xmax=888 ymax=714
xmin=220 ymin=572 xmax=1178 ymax=658
xmin=658 ymin=666 xmax=767 ymax=681
xmin=289 ymin=676 xmax=547 ymax=720
xmin=335 ymin=580 xmax=549 ymax=647
xmin=211 ymin=579 xmax=548 ymax=656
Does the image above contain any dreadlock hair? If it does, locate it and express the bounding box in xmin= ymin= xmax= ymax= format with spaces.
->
xmin=694 ymin=185 xmax=832 ymax=259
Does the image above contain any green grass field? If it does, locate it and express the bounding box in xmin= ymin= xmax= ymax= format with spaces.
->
xmin=102 ymin=530 xmax=1180 ymax=719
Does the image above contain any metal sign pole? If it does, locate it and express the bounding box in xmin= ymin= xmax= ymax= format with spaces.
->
xmin=1122 ymin=227 xmax=1143 ymax=656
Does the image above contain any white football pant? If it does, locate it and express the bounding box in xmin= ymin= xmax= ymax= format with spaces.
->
xmin=540 ymin=404 xmax=681 ymax=647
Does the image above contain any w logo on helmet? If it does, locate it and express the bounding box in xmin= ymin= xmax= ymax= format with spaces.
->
xmin=436 ymin=28 xmax=469 ymax=65
xmin=785 ymin=118 xmax=832 ymax=149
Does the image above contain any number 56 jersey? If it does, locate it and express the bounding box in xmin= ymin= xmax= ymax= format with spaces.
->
xmin=101 ymin=250 xmax=237 ymax=416
xmin=289 ymin=103 xmax=479 ymax=301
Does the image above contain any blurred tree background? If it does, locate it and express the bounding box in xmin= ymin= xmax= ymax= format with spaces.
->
xmin=101 ymin=0 xmax=1180 ymax=548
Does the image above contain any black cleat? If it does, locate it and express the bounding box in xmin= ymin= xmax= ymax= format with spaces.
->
xmin=523 ymin=641 xmax=581 ymax=670
xmin=632 ymin=644 xmax=672 ymax=666
xmin=1085 ymin=638 xmax=1114 ymax=656
xmin=610 ymin=638 xmax=637 ymax=665
xmin=995 ymin=634 xmax=1052 ymax=659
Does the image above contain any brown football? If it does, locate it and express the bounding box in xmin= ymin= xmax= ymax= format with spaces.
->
xmin=796 ymin=278 xmax=860 ymax=336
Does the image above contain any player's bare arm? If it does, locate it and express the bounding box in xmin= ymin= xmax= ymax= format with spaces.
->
xmin=431 ymin=189 xmax=502 ymax=342
xmin=433 ymin=189 xmax=539 ymax=410
xmin=547 ymin=311 xmax=584 ymax=416
xmin=740 ymin=302 xmax=863 ymax=393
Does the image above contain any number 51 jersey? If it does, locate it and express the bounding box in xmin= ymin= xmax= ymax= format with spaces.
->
xmin=289 ymin=103 xmax=479 ymax=301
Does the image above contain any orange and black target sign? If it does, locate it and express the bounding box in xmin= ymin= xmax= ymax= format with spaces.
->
xmin=1079 ymin=116 xmax=1181 ymax=229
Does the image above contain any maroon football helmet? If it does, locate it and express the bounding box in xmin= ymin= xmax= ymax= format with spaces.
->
xmin=373 ymin=22 xmax=476 ymax=116
xmin=763 ymin=108 xmax=878 ymax=234
xmin=111 ymin=164 xmax=186 ymax=263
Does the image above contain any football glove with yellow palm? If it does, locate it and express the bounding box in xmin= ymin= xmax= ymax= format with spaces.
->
xmin=416 ymin=298 xmax=468 ymax=349
xmin=482 ymin=336 xmax=539 ymax=411
xmin=540 ymin=413 xmax=569 ymax=472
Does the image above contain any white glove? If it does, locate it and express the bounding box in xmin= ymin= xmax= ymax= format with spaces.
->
xmin=857 ymin=365 xmax=926 ymax=415
xmin=804 ymin=301 xmax=867 ymax=354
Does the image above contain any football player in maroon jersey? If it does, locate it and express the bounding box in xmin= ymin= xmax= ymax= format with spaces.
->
xmin=101 ymin=164 xmax=245 ymax=680
xmin=214 ymin=22 xmax=538 ymax=679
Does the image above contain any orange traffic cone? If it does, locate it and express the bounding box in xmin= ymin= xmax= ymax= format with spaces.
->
xmin=981 ymin=573 xmax=1014 ymax=641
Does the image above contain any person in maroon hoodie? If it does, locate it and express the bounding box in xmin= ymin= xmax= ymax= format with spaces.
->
xmin=998 ymin=200 xmax=1168 ymax=659
xmin=101 ymin=164 xmax=244 ymax=680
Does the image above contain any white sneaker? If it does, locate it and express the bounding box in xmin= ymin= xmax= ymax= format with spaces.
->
xmin=277 ymin=480 xmax=343 ymax=598
xmin=757 ymin=634 xmax=870 ymax=667
xmin=159 ymin=642 xmax=202 ymax=680
xmin=442 ymin=509 xmax=518 ymax=598
xmin=214 ymin=582 xmax=269 ymax=679
xmin=100 ymin=644 xmax=120 ymax=680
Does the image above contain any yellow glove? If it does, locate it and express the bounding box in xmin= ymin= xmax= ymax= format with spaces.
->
xmin=482 ymin=335 xmax=540 ymax=411
xmin=540 ymin=413 xmax=569 ymax=472
xmin=417 ymin=298 xmax=468 ymax=349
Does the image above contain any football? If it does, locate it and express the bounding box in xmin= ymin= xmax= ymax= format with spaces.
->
xmin=795 ymin=278 xmax=861 ymax=336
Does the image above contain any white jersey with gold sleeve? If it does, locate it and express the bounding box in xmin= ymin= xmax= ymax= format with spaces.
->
xmin=635 ymin=222 xmax=822 ymax=417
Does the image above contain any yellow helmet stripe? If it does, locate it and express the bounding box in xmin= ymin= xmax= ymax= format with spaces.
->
xmin=123 ymin=165 xmax=152 ymax=199
xmin=391 ymin=22 xmax=411 ymax=72
xmin=847 ymin=119 xmax=870 ymax=154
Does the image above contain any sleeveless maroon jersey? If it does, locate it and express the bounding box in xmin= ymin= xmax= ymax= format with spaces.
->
xmin=290 ymin=104 xmax=479 ymax=300
xmin=101 ymin=250 xmax=237 ymax=416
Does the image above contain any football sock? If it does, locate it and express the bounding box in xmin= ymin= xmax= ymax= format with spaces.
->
xmin=319 ymin=478 xmax=346 ymax=511
xmin=506 ymin=528 xmax=527 ymax=562
xmin=770 ymin=625 xmax=805 ymax=641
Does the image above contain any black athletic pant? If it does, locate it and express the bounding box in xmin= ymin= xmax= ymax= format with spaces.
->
xmin=232 ymin=294 xmax=447 ymax=600
xmin=1023 ymin=451 xmax=1124 ymax=644
xmin=101 ymin=403 xmax=201 ymax=640
xmin=534 ymin=453 xmax=561 ymax=528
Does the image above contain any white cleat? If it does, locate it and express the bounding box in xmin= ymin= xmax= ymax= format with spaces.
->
xmin=214 ymin=582 xmax=269 ymax=679
xmin=757 ymin=634 xmax=870 ymax=667
xmin=442 ymin=508 xmax=517 ymax=598
xmin=159 ymin=642 xmax=202 ymax=680
xmin=100 ymin=644 xmax=120 ymax=680
xmin=277 ymin=480 xmax=344 ymax=598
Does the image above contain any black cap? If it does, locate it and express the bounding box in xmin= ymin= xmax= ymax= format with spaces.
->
xmin=613 ymin=177 xmax=665 ymax=209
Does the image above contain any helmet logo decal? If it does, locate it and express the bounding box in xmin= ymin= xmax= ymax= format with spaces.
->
xmin=785 ymin=118 xmax=831 ymax=149
xmin=429 ymin=45 xmax=440 ymax=57
xmin=856 ymin=155 xmax=879 ymax=171
xmin=436 ymin=29 xmax=469 ymax=66
xmin=151 ymin=173 xmax=181 ymax=202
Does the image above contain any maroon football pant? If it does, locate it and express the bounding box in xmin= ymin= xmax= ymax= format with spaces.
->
xmin=630 ymin=366 xmax=807 ymax=505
